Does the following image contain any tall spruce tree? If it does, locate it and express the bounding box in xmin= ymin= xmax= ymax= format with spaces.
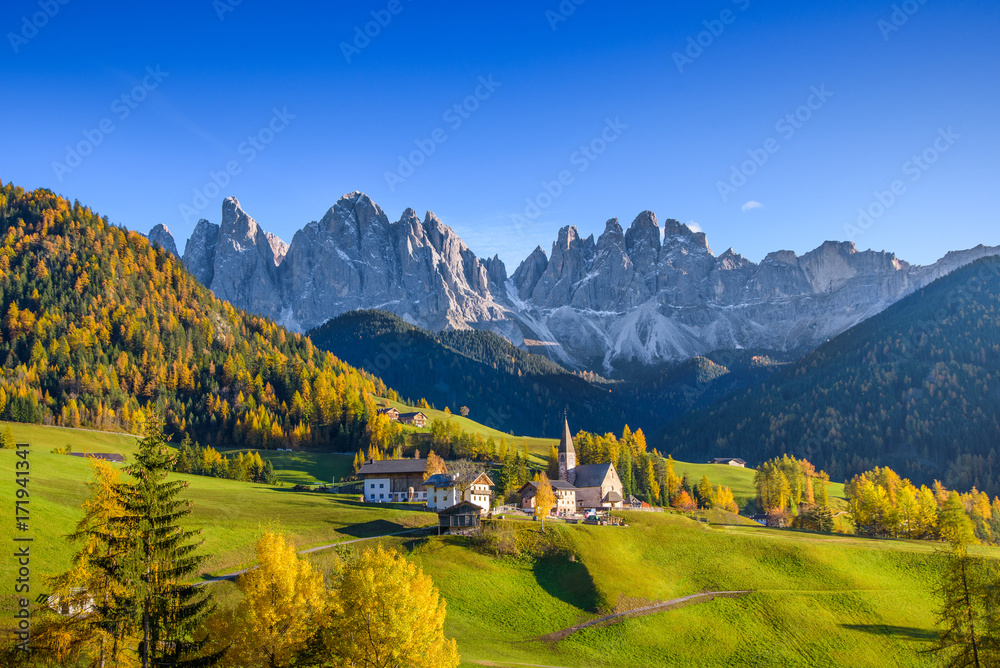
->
xmin=95 ymin=418 xmax=223 ymax=667
xmin=930 ymin=545 xmax=1000 ymax=668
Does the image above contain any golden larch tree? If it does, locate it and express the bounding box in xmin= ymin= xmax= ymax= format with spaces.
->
xmin=534 ymin=472 xmax=556 ymax=526
xmin=314 ymin=545 xmax=459 ymax=668
xmin=208 ymin=531 xmax=326 ymax=667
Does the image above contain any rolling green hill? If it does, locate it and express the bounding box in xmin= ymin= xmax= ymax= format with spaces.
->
xmin=301 ymin=511 xmax=968 ymax=667
xmin=664 ymin=256 xmax=1000 ymax=491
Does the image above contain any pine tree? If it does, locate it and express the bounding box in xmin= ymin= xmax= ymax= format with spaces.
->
xmin=546 ymin=444 xmax=559 ymax=480
xmin=698 ymin=475 xmax=713 ymax=510
xmin=94 ymin=418 xmax=223 ymax=668
xmin=617 ymin=447 xmax=633 ymax=498
xmin=931 ymin=545 xmax=1000 ymax=668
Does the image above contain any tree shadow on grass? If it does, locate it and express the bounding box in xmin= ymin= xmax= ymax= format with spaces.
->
xmin=533 ymin=556 xmax=601 ymax=613
xmin=840 ymin=624 xmax=937 ymax=641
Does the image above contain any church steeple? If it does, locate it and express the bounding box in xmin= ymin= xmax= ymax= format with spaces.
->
xmin=557 ymin=416 xmax=576 ymax=485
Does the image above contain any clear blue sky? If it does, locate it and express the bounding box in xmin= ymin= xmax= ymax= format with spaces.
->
xmin=2 ymin=0 xmax=997 ymax=269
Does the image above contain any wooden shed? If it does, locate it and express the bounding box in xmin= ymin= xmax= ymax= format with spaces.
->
xmin=438 ymin=501 xmax=482 ymax=534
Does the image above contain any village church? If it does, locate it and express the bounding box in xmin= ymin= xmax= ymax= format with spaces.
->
xmin=521 ymin=419 xmax=625 ymax=513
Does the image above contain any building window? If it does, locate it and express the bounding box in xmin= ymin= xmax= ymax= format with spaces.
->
xmin=380 ymin=494 xmax=384 ymax=500
xmin=379 ymin=483 xmax=384 ymax=488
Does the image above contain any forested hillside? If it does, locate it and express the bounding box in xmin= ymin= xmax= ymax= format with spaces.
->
xmin=308 ymin=310 xmax=632 ymax=436
xmin=664 ymin=256 xmax=1000 ymax=492
xmin=0 ymin=182 xmax=399 ymax=452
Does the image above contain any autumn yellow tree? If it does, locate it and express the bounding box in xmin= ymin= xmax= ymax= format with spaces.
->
xmin=712 ymin=485 xmax=739 ymax=514
xmin=208 ymin=531 xmax=326 ymax=667
xmin=534 ymin=472 xmax=556 ymax=526
xmin=310 ymin=545 xmax=459 ymax=668
xmin=425 ymin=449 xmax=447 ymax=476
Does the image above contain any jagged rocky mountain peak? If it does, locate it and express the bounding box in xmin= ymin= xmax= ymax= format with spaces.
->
xmin=175 ymin=193 xmax=1000 ymax=374
xmin=148 ymin=223 xmax=178 ymax=256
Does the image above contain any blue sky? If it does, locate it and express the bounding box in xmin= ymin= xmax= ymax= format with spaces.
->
xmin=2 ymin=0 xmax=998 ymax=269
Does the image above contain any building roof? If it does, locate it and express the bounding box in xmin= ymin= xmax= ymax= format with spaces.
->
xmin=520 ymin=479 xmax=577 ymax=493
xmin=422 ymin=472 xmax=494 ymax=489
xmin=558 ymin=417 xmax=575 ymax=458
xmin=710 ymin=457 xmax=747 ymax=465
xmin=604 ymin=490 xmax=624 ymax=504
xmin=438 ymin=500 xmax=482 ymax=515
xmin=422 ymin=473 xmax=454 ymax=488
xmin=398 ymin=411 xmax=427 ymax=419
xmin=357 ymin=459 xmax=428 ymax=476
xmin=70 ymin=453 xmax=125 ymax=463
xmin=572 ymin=462 xmax=614 ymax=488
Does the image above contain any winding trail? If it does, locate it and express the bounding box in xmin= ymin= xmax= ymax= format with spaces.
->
xmin=194 ymin=525 xmax=434 ymax=586
xmin=537 ymin=590 xmax=751 ymax=642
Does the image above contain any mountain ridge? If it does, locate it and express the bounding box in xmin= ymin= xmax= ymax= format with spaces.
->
xmin=153 ymin=192 xmax=1000 ymax=375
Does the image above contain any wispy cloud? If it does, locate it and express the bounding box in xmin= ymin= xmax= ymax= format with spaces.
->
xmin=685 ymin=220 xmax=703 ymax=233
xmin=741 ymin=200 xmax=763 ymax=212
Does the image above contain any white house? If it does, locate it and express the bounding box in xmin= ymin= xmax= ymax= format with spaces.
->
xmin=357 ymin=459 xmax=429 ymax=503
xmin=423 ymin=472 xmax=493 ymax=514
xmin=709 ymin=457 xmax=747 ymax=468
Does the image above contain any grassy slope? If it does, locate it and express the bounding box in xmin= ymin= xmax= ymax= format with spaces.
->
xmin=674 ymin=461 xmax=849 ymax=511
xmin=406 ymin=512 xmax=976 ymax=667
xmin=0 ymin=423 xmax=433 ymax=602
xmin=216 ymin=447 xmax=355 ymax=486
xmin=380 ymin=398 xmax=558 ymax=466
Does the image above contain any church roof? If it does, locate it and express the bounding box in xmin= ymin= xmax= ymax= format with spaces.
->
xmin=573 ymin=463 xmax=614 ymax=488
xmin=559 ymin=418 xmax=575 ymax=456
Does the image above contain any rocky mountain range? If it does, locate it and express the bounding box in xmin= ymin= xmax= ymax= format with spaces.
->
xmin=152 ymin=192 xmax=1000 ymax=375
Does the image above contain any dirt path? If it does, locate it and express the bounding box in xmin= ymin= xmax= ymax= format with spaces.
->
xmin=537 ymin=590 xmax=751 ymax=642
xmin=194 ymin=525 xmax=434 ymax=586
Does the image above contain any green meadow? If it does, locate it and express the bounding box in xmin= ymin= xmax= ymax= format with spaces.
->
xmin=405 ymin=512 xmax=968 ymax=667
xmin=674 ymin=460 xmax=849 ymax=511
xmin=0 ymin=421 xmax=970 ymax=666
xmin=381 ymin=398 xmax=558 ymax=465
